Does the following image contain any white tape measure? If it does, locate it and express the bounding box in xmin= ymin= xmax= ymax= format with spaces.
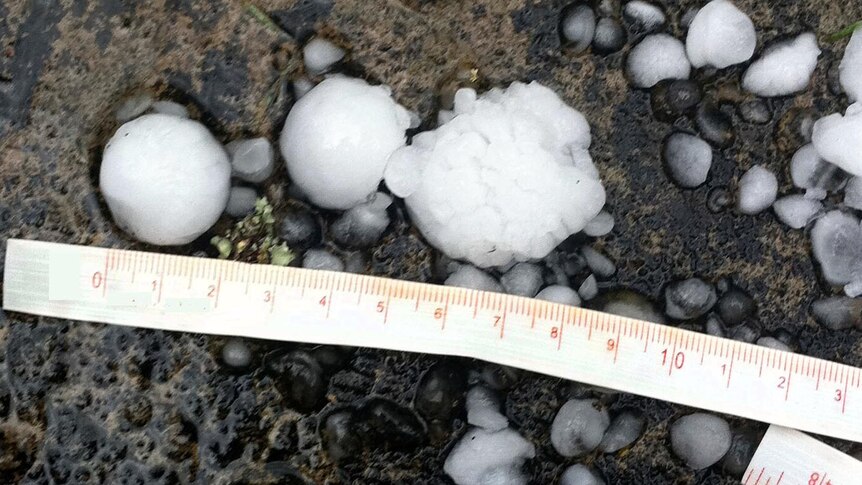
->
xmin=3 ymin=240 xmax=862 ymax=457
xmin=745 ymin=426 xmax=861 ymax=485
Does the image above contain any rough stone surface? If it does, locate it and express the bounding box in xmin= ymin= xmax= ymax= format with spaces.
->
xmin=0 ymin=0 xmax=861 ymax=483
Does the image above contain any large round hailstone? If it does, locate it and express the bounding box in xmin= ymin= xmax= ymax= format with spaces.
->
xmin=384 ymin=82 xmax=606 ymax=268
xmin=742 ymin=33 xmax=821 ymax=97
xmin=840 ymin=29 xmax=862 ymax=103
xmin=280 ymin=76 xmax=411 ymax=210
xmin=812 ymin=103 xmax=862 ymax=177
xmin=100 ymin=114 xmax=231 ymax=245
xmin=685 ymin=0 xmax=756 ymax=69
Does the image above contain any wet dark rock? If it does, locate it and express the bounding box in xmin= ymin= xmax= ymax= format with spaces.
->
xmin=592 ymin=17 xmax=626 ymax=55
xmin=320 ymin=410 xmax=363 ymax=464
xmin=414 ymin=362 xmax=468 ymax=422
xmin=279 ymin=207 xmax=322 ymax=251
xmin=717 ymin=286 xmax=756 ymax=326
xmin=264 ymin=350 xmax=326 ymax=412
xmin=650 ymin=79 xmax=701 ymax=122
xmin=695 ymin=102 xmax=735 ymax=148
xmin=738 ymin=100 xmax=771 ymax=124
xmin=357 ymin=398 xmax=426 ymax=449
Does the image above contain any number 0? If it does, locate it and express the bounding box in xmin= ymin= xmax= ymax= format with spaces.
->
xmin=92 ymin=272 xmax=103 ymax=288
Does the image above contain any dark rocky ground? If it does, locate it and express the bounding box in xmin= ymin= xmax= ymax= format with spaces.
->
xmin=1 ymin=0 xmax=861 ymax=483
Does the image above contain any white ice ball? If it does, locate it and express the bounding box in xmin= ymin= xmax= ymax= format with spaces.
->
xmin=99 ymin=114 xmax=231 ymax=245
xmin=280 ymin=76 xmax=411 ymax=210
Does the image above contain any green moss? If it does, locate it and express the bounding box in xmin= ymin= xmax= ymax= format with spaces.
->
xmin=211 ymin=197 xmax=296 ymax=266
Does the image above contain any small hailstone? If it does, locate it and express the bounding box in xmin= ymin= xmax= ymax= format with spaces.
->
xmin=115 ymin=93 xmax=153 ymax=122
xmin=626 ymin=34 xmax=691 ymax=88
xmin=695 ymin=102 xmax=735 ymax=148
xmin=845 ymin=279 xmax=862 ymax=298
xmin=742 ymin=33 xmax=821 ymax=97
xmin=662 ymin=132 xmax=712 ymax=188
xmin=623 ymin=1 xmax=666 ymax=31
xmin=811 ymin=296 xmax=862 ymax=330
xmin=584 ymin=211 xmax=614 ymax=237
xmin=293 ymin=77 xmax=314 ymax=99
xmin=664 ymin=278 xmax=717 ymax=320
xmin=501 ymin=263 xmax=543 ymax=297
xmin=561 ymin=4 xmax=596 ymax=53
xmin=225 ymin=187 xmax=258 ymax=217
xmin=303 ymin=38 xmax=345 ymax=75
xmin=601 ymin=290 xmax=664 ymax=324
xmin=536 ymin=285 xmax=582 ymax=306
xmin=730 ymin=324 xmax=759 ymax=343
xmin=705 ymin=315 xmax=725 ymax=337
xmin=790 ymin=144 xmax=847 ymax=192
xmin=839 ymin=29 xmax=862 ymax=102
xmin=578 ymin=274 xmax=599 ymax=300
xmin=738 ymin=100 xmax=771 ymax=124
xmin=343 ymin=252 xmax=367 ymax=274
xmin=330 ymin=192 xmax=392 ymax=248
xmin=466 ymin=386 xmax=508 ymax=432
xmin=717 ymin=286 xmax=756 ymax=325
xmin=302 ymin=249 xmax=344 ymax=272
xmin=581 ymin=246 xmax=616 ymax=277
xmin=806 ymin=188 xmax=828 ymax=200
xmin=845 ymin=177 xmax=862 ymax=210
xmin=670 ymin=413 xmax=732 ymax=469
xmin=599 ymin=412 xmax=645 ymax=453
xmin=226 ymin=138 xmax=275 ymax=183
xmin=443 ymin=427 xmax=535 ymax=485
xmin=772 ymin=195 xmax=821 ymax=229
xmin=551 ymin=399 xmax=610 ymax=457
xmin=812 ymin=103 xmax=862 ymax=177
xmin=280 ymin=208 xmax=322 ymax=250
xmin=222 ymin=339 xmax=252 ymax=368
xmin=685 ymin=0 xmax=756 ymax=69
xmin=149 ymin=100 xmax=189 ymax=118
xmin=737 ymin=165 xmax=777 ymax=215
xmin=756 ymin=336 xmax=792 ymax=352
xmin=100 ymin=114 xmax=231 ymax=245
xmin=384 ymin=81 xmax=605 ymax=268
xmin=810 ymin=210 xmax=862 ymax=285
xmin=281 ymin=76 xmax=410 ymax=210
xmin=560 ymin=464 xmax=605 ymax=485
xmin=592 ymin=18 xmax=626 ymax=55
xmin=445 ymin=265 xmax=503 ymax=292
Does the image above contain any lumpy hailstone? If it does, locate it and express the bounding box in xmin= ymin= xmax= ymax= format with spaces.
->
xmin=281 ymin=76 xmax=411 ymax=210
xmin=812 ymin=103 xmax=862 ymax=177
xmin=742 ymin=33 xmax=821 ymax=97
xmin=686 ymin=0 xmax=756 ymax=69
xmin=384 ymin=82 xmax=605 ymax=268
xmin=840 ymin=29 xmax=862 ymax=102
xmin=443 ymin=427 xmax=535 ymax=485
xmin=100 ymin=114 xmax=230 ymax=245
xmin=626 ymin=34 xmax=691 ymax=88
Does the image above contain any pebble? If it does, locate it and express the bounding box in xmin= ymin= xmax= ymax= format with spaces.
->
xmin=707 ymin=187 xmax=732 ymax=213
xmin=414 ymin=362 xmax=468 ymax=422
xmin=266 ymin=350 xmax=327 ymax=411
xmin=321 ymin=410 xmax=363 ymax=464
xmin=560 ymin=464 xmax=605 ymax=485
xmin=738 ymin=100 xmax=771 ymax=124
xmin=536 ymin=285 xmax=582 ymax=306
xmin=844 ymin=177 xmax=862 ymax=210
xmin=811 ymin=296 xmax=862 ymax=330
xmin=445 ymin=265 xmax=503 ymax=292
xmin=598 ymin=411 xmax=645 ymax=453
xmin=742 ymin=33 xmax=821 ymax=97
xmin=115 ymin=93 xmax=153 ymax=122
xmin=790 ymin=144 xmax=847 ymax=193
xmin=584 ymin=211 xmax=615 ymax=237
xmin=149 ymin=100 xmax=189 ymax=118
xmin=662 ymin=132 xmax=712 ymax=188
xmin=331 ymin=192 xmax=392 ymax=248
xmin=737 ymin=165 xmax=778 ymax=215
xmin=302 ymin=249 xmax=345 ymax=272
xmin=685 ymin=0 xmax=756 ymax=69
xmin=600 ymin=290 xmax=665 ymax=324
xmin=225 ymin=186 xmax=258 ymax=217
xmin=226 ymin=137 xmax=275 ymax=183
xmin=550 ymin=399 xmax=611 ymax=457
xmin=623 ymin=1 xmax=666 ymax=31
xmin=664 ymin=278 xmax=717 ymax=320
xmin=443 ymin=427 xmax=535 ymax=485
xmin=303 ymin=37 xmax=345 ymax=75
xmin=626 ymin=34 xmax=691 ymax=88
xmin=839 ymin=28 xmax=862 ymax=102
xmin=578 ymin=274 xmax=599 ymax=300
xmin=581 ymin=247 xmax=616 ymax=277
xmin=592 ymin=18 xmax=626 ymax=55
xmin=221 ymin=339 xmax=252 ymax=369
xmin=772 ymin=195 xmax=821 ymax=229
xmin=466 ymin=386 xmax=508 ymax=432
xmin=501 ymin=263 xmax=544 ymax=297
xmin=670 ymin=413 xmax=732 ymax=469
xmin=695 ymin=102 xmax=735 ymax=148
xmin=650 ymin=79 xmax=702 ymax=122
xmin=279 ymin=208 xmax=322 ymax=250
xmin=561 ymin=4 xmax=596 ymax=53
xmin=810 ymin=210 xmax=862 ymax=285
xmin=756 ymin=336 xmax=791 ymax=352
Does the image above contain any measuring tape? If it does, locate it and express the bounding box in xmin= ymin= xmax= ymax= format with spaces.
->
xmin=3 ymin=240 xmax=862 ymax=453
xmin=745 ymin=426 xmax=860 ymax=485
